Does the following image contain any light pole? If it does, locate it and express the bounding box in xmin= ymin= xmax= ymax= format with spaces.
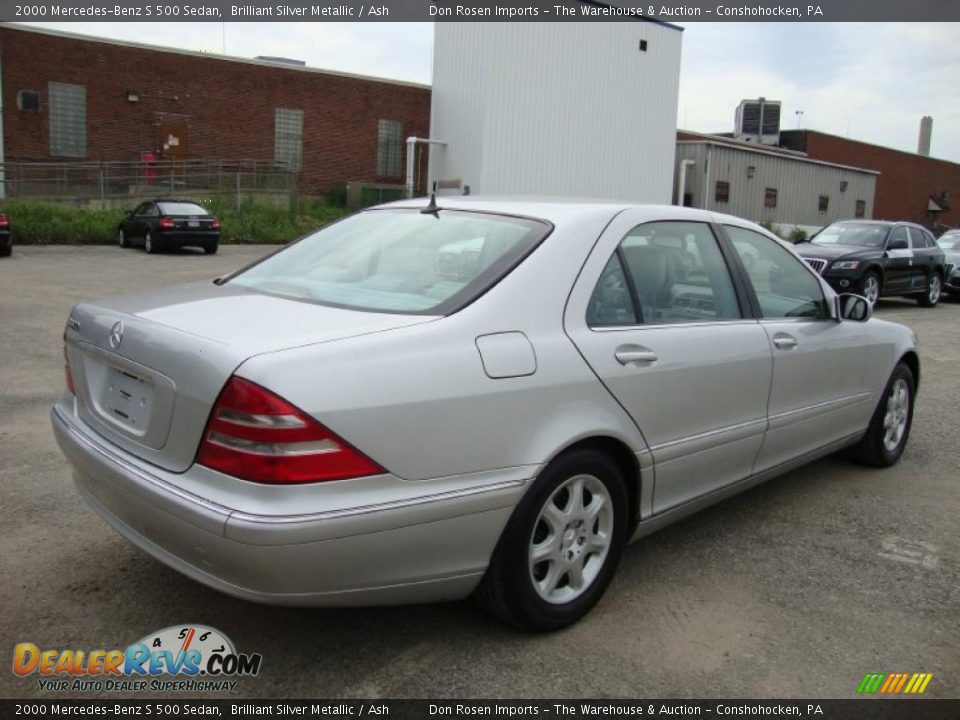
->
xmin=795 ymin=110 xmax=805 ymax=129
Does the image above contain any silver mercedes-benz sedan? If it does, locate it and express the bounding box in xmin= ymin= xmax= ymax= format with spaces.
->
xmin=53 ymin=199 xmax=919 ymax=630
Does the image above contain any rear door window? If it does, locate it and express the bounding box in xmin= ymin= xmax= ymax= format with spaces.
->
xmin=588 ymin=221 xmax=741 ymax=326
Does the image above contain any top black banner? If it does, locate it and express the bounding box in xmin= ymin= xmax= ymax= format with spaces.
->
xmin=3 ymin=0 xmax=960 ymax=22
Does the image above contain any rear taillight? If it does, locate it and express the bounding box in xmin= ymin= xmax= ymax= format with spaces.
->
xmin=196 ymin=376 xmax=384 ymax=484
xmin=210 ymin=218 xmax=220 ymax=230
xmin=158 ymin=217 xmax=175 ymax=230
xmin=63 ymin=330 xmax=75 ymax=395
xmin=0 ymin=214 xmax=9 ymax=228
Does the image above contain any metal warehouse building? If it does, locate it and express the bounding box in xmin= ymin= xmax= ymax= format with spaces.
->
xmin=427 ymin=22 xmax=683 ymax=203
xmin=0 ymin=23 xmax=430 ymax=198
xmin=675 ymin=131 xmax=878 ymax=232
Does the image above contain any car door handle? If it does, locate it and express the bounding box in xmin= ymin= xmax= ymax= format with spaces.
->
xmin=615 ymin=345 xmax=658 ymax=365
xmin=772 ymin=333 xmax=798 ymax=350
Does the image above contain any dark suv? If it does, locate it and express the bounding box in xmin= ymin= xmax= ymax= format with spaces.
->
xmin=795 ymin=220 xmax=946 ymax=307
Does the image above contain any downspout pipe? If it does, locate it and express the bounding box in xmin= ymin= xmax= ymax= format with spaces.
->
xmin=405 ymin=136 xmax=447 ymax=198
xmin=0 ymin=53 xmax=5 ymax=199
xmin=676 ymin=159 xmax=694 ymax=206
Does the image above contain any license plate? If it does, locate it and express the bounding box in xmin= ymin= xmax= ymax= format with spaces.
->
xmin=103 ymin=367 xmax=154 ymax=431
xmin=188 ymin=220 xmax=199 ymax=228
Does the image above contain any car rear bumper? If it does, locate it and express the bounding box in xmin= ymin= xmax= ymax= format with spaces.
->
xmin=158 ymin=230 xmax=218 ymax=247
xmin=52 ymin=401 xmax=526 ymax=606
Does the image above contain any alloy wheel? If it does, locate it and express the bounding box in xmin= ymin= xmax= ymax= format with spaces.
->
xmin=863 ymin=275 xmax=880 ymax=305
xmin=882 ymin=378 xmax=910 ymax=453
xmin=528 ymin=474 xmax=614 ymax=605
xmin=145 ymin=233 xmax=153 ymax=253
xmin=928 ymin=275 xmax=941 ymax=304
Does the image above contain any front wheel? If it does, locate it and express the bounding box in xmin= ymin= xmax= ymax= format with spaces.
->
xmin=853 ymin=362 xmax=915 ymax=467
xmin=117 ymin=228 xmax=129 ymax=248
xmin=917 ymin=273 xmax=942 ymax=307
xmin=475 ymin=448 xmax=629 ymax=631
xmin=144 ymin=231 xmax=158 ymax=254
xmin=859 ymin=271 xmax=881 ymax=305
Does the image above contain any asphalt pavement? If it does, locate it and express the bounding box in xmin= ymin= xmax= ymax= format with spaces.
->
xmin=1 ymin=245 xmax=957 ymax=699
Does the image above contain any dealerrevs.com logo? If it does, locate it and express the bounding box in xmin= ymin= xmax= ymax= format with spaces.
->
xmin=12 ymin=624 xmax=262 ymax=693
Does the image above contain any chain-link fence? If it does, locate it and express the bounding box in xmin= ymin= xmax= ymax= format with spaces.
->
xmin=0 ymin=159 xmax=297 ymax=208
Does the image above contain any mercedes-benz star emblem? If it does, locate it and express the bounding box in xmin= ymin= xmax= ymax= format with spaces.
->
xmin=109 ymin=321 xmax=124 ymax=350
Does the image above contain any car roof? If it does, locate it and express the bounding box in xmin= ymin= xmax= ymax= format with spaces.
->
xmin=831 ymin=219 xmax=930 ymax=230
xmin=379 ymin=196 xmax=720 ymax=225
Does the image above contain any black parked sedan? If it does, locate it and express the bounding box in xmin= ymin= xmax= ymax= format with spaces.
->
xmin=0 ymin=211 xmax=11 ymax=257
xmin=117 ymin=199 xmax=220 ymax=254
xmin=937 ymin=229 xmax=960 ymax=298
xmin=795 ymin=220 xmax=946 ymax=307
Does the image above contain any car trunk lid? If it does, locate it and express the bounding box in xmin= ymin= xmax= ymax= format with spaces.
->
xmin=64 ymin=281 xmax=435 ymax=472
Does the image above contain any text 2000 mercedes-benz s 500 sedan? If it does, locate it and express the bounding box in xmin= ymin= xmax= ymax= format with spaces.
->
xmin=53 ymin=199 xmax=919 ymax=630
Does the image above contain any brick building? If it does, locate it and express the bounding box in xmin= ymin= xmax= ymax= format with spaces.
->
xmin=0 ymin=24 xmax=431 ymax=196
xmin=780 ymin=129 xmax=960 ymax=229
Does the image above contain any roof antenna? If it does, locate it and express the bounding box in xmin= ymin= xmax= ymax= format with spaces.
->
xmin=421 ymin=181 xmax=440 ymax=216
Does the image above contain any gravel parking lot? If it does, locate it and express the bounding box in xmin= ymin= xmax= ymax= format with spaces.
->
xmin=1 ymin=245 xmax=957 ymax=699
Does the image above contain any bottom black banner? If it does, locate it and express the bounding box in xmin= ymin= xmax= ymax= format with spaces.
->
xmin=3 ymin=700 xmax=960 ymax=720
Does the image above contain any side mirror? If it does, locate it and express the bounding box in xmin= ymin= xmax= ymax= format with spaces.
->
xmin=837 ymin=293 xmax=872 ymax=322
xmin=124 ymin=210 xmax=133 ymax=218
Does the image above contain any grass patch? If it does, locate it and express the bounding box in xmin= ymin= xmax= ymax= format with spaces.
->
xmin=0 ymin=198 xmax=350 ymax=245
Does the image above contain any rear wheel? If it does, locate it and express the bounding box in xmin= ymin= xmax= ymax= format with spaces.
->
xmin=144 ymin=231 xmax=158 ymax=254
xmin=204 ymin=241 xmax=219 ymax=255
xmin=0 ymin=241 xmax=11 ymax=258
xmin=917 ymin=273 xmax=941 ymax=307
xmin=859 ymin=271 xmax=881 ymax=305
xmin=475 ymin=448 xmax=629 ymax=631
xmin=853 ymin=362 xmax=915 ymax=467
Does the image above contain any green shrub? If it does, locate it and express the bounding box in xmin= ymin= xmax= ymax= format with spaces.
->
xmin=788 ymin=227 xmax=808 ymax=243
xmin=326 ymin=183 xmax=348 ymax=208
xmin=1 ymin=200 xmax=117 ymax=245
xmin=1 ymin=198 xmax=349 ymax=245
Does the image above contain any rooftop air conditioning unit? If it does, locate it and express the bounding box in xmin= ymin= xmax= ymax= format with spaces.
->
xmin=735 ymin=98 xmax=781 ymax=145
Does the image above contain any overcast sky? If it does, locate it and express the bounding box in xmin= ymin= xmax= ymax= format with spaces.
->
xmin=26 ymin=21 xmax=960 ymax=162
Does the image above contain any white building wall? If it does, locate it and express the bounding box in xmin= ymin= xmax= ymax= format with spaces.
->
xmin=430 ymin=22 xmax=682 ymax=203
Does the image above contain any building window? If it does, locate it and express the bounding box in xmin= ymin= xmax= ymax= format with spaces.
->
xmin=48 ymin=82 xmax=86 ymax=158
xmin=274 ymin=108 xmax=304 ymax=171
xmin=855 ymin=200 xmax=866 ymax=218
xmin=377 ymin=119 xmax=403 ymax=177
xmin=764 ymin=187 xmax=778 ymax=209
xmin=818 ymin=195 xmax=829 ymax=213
xmin=715 ymin=181 xmax=730 ymax=204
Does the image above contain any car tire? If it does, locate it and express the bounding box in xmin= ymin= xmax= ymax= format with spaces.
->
xmin=117 ymin=228 xmax=129 ymax=249
xmin=916 ymin=273 xmax=942 ymax=308
xmin=853 ymin=361 xmax=915 ymax=468
xmin=144 ymin=232 xmax=158 ymax=254
xmin=0 ymin=241 xmax=11 ymax=258
xmin=859 ymin=271 xmax=881 ymax=305
xmin=475 ymin=447 xmax=629 ymax=631
xmin=204 ymin=242 xmax=219 ymax=255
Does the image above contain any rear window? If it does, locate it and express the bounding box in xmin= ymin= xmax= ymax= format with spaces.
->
xmin=228 ymin=208 xmax=551 ymax=314
xmin=158 ymin=202 xmax=209 ymax=216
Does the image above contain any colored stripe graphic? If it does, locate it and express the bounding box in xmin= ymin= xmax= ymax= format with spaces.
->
xmin=858 ymin=672 xmax=933 ymax=694
xmin=857 ymin=673 xmax=885 ymax=694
